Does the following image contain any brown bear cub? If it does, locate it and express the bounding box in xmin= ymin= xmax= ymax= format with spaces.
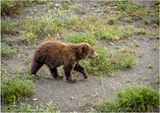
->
xmin=31 ymin=41 xmax=98 ymax=83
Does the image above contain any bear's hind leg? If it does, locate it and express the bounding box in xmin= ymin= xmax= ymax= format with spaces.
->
xmin=31 ymin=61 xmax=44 ymax=75
xmin=49 ymin=67 xmax=63 ymax=80
xmin=74 ymin=64 xmax=88 ymax=79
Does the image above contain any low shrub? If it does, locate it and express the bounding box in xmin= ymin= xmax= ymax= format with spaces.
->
xmin=102 ymin=86 xmax=160 ymax=112
xmin=1 ymin=78 xmax=35 ymax=104
xmin=1 ymin=43 xmax=16 ymax=57
xmin=1 ymin=20 xmax=15 ymax=34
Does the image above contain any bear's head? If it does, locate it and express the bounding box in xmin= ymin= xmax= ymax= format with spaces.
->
xmin=77 ymin=43 xmax=98 ymax=59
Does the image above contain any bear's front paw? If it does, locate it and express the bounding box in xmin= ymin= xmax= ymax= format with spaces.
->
xmin=67 ymin=79 xmax=77 ymax=83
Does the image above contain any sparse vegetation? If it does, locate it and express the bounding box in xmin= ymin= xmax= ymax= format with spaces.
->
xmin=1 ymin=1 xmax=17 ymax=16
xmin=111 ymin=48 xmax=136 ymax=69
xmin=96 ymin=25 xmax=133 ymax=41
xmin=20 ymin=18 xmax=48 ymax=43
xmin=1 ymin=1 xmax=159 ymax=112
xmin=64 ymin=15 xmax=78 ymax=27
xmin=1 ymin=43 xmax=16 ymax=57
xmin=47 ymin=19 xmax=63 ymax=33
xmin=117 ymin=1 xmax=139 ymax=11
xmin=101 ymin=86 xmax=160 ymax=112
xmin=134 ymin=27 xmax=146 ymax=35
xmin=1 ymin=20 xmax=15 ymax=34
xmin=4 ymin=102 xmax=56 ymax=112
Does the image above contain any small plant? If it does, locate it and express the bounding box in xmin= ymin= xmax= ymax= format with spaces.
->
xmin=1 ymin=20 xmax=15 ymax=34
xmin=151 ymin=17 xmax=159 ymax=25
xmin=96 ymin=25 xmax=133 ymax=41
xmin=1 ymin=78 xmax=35 ymax=104
xmin=112 ymin=48 xmax=136 ymax=69
xmin=117 ymin=1 xmax=138 ymax=11
xmin=1 ymin=1 xmax=16 ymax=16
xmin=4 ymin=102 xmax=56 ymax=112
xmin=64 ymin=15 xmax=78 ymax=28
xmin=102 ymin=86 xmax=160 ymax=112
xmin=134 ymin=28 xmax=146 ymax=35
xmin=1 ymin=43 xmax=16 ymax=57
xmin=107 ymin=17 xmax=118 ymax=25
xmin=20 ymin=18 xmax=48 ymax=43
xmin=20 ymin=31 xmax=37 ymax=43
xmin=68 ymin=33 xmax=96 ymax=46
xmin=47 ymin=19 xmax=62 ymax=33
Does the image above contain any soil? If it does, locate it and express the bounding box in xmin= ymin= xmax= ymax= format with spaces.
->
xmin=2 ymin=1 xmax=159 ymax=112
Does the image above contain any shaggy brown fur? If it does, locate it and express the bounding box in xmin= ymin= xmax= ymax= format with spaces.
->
xmin=31 ymin=41 xmax=97 ymax=83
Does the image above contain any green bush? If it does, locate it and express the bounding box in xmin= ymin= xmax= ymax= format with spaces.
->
xmin=1 ymin=43 xmax=16 ymax=57
xmin=1 ymin=78 xmax=35 ymax=104
xmin=1 ymin=20 xmax=15 ymax=34
xmin=102 ymin=86 xmax=160 ymax=112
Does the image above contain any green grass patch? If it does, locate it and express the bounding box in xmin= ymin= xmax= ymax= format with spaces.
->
xmin=68 ymin=33 xmax=96 ymax=46
xmin=4 ymin=102 xmax=56 ymax=112
xmin=1 ymin=77 xmax=35 ymax=104
xmin=1 ymin=20 xmax=15 ymax=34
xmin=117 ymin=1 xmax=138 ymax=11
xmin=1 ymin=43 xmax=16 ymax=57
xmin=111 ymin=48 xmax=136 ymax=69
xmin=20 ymin=18 xmax=48 ymax=43
xmin=107 ymin=16 xmax=119 ymax=25
xmin=64 ymin=15 xmax=78 ymax=27
xmin=20 ymin=18 xmax=63 ymax=43
xmin=101 ymin=86 xmax=160 ymax=112
xmin=1 ymin=1 xmax=17 ymax=16
xmin=47 ymin=19 xmax=63 ymax=33
xmin=96 ymin=25 xmax=133 ymax=41
xmin=134 ymin=27 xmax=146 ymax=35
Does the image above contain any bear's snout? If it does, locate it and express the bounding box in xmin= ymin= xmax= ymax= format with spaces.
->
xmin=89 ymin=52 xmax=98 ymax=59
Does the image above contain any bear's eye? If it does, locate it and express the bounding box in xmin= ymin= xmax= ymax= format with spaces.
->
xmin=91 ymin=51 xmax=94 ymax=54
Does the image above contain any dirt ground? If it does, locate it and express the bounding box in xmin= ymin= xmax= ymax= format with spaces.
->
xmin=2 ymin=1 xmax=159 ymax=112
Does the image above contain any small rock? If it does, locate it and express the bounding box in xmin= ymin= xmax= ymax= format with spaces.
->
xmin=32 ymin=98 xmax=37 ymax=101
xmin=109 ymin=42 xmax=114 ymax=45
xmin=127 ymin=79 xmax=132 ymax=82
xmin=55 ymin=4 xmax=60 ymax=7
xmin=70 ymin=96 xmax=74 ymax=100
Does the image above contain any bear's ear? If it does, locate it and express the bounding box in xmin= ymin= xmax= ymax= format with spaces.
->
xmin=82 ymin=44 xmax=89 ymax=55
